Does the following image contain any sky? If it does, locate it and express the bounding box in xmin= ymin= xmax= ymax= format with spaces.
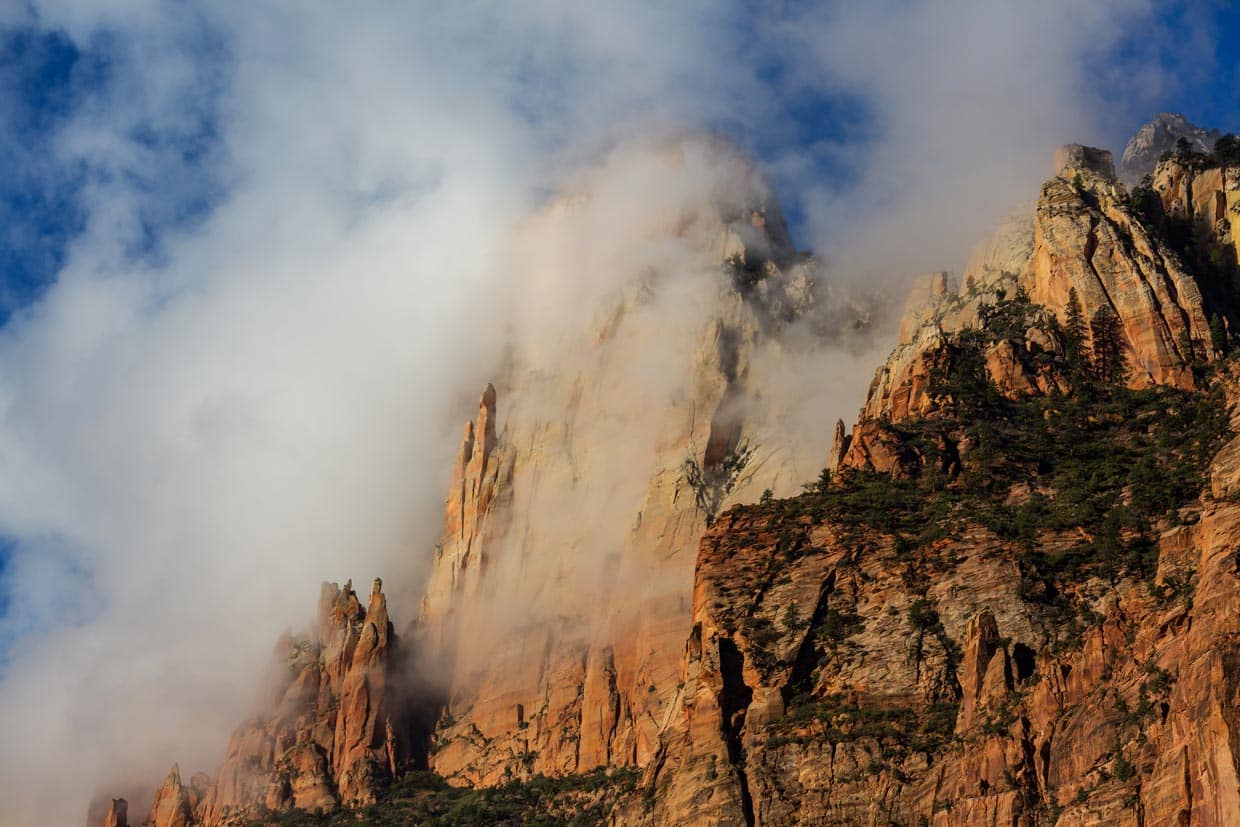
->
xmin=0 ymin=1 xmax=1237 ymax=823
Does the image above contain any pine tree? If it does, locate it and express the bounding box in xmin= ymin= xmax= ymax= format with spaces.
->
xmin=1090 ymin=308 xmax=1128 ymax=385
xmin=1215 ymin=134 xmax=1240 ymax=167
xmin=1210 ymin=313 xmax=1228 ymax=356
xmin=1063 ymin=287 xmax=1091 ymax=386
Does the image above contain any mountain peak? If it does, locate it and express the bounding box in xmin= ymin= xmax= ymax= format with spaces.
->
xmin=1120 ymin=112 xmax=1221 ymax=184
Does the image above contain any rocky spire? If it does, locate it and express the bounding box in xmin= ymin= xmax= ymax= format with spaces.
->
xmin=101 ymin=798 xmax=127 ymax=827
xmin=146 ymin=766 xmax=192 ymax=827
xmin=827 ymin=419 xmax=850 ymax=472
xmin=125 ymin=577 xmax=403 ymax=826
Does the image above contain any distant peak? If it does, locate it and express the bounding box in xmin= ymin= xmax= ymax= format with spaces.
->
xmin=1119 ymin=113 xmax=1221 ymax=184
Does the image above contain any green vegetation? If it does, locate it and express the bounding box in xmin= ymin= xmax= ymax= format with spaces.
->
xmin=769 ymin=692 xmax=958 ymax=771
xmin=880 ymin=291 xmax=1223 ymax=583
xmin=751 ymin=290 xmax=1230 ymax=600
xmin=1157 ymin=133 xmax=1240 ymax=169
xmin=816 ymin=604 xmax=864 ymax=644
xmin=1216 ymin=134 xmax=1240 ymax=167
xmin=683 ymin=439 xmax=755 ymax=526
xmin=246 ymin=768 xmax=639 ymax=827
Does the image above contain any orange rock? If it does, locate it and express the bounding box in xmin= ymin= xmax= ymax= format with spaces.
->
xmin=141 ymin=578 xmax=403 ymax=825
xmin=645 ymin=367 xmax=1240 ymax=825
xmin=146 ymin=766 xmax=192 ymax=827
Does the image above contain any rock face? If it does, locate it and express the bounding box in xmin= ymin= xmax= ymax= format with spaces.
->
xmin=146 ymin=766 xmax=197 ymax=827
xmin=101 ymin=798 xmax=128 ymax=827
xmin=1120 ymin=113 xmax=1221 ymax=184
xmin=138 ymin=579 xmax=404 ymax=826
xmin=1151 ymin=156 xmax=1240 ymax=272
xmin=1054 ymin=144 xmax=1116 ymax=181
xmin=415 ymin=139 xmax=876 ymax=788
xmin=635 ymin=140 xmax=1240 ymax=826
xmin=109 ymin=136 xmax=882 ymax=827
xmin=1027 ymin=164 xmax=1212 ymax=389
xmin=843 ymin=145 xmax=1216 ymax=477
xmin=639 ymin=364 xmax=1240 ymax=826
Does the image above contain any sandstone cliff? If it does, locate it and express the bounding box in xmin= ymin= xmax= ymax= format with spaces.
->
xmin=640 ymin=322 xmax=1240 ymax=827
xmin=631 ymin=143 xmax=1240 ymax=826
xmin=842 ymin=144 xmax=1218 ymax=477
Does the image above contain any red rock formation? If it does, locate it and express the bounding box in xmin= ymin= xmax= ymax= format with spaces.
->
xmin=111 ymin=136 xmax=1240 ymax=826
xmin=644 ymin=382 xmax=1240 ymax=823
xmin=416 ymin=149 xmax=842 ymax=788
xmin=420 ymin=383 xmax=510 ymax=650
xmin=146 ymin=766 xmax=193 ymax=827
xmin=134 ymin=578 xmax=402 ymax=826
xmin=1027 ymin=169 xmax=1211 ymax=389
xmin=632 ymin=146 xmax=1240 ymax=825
xmin=842 ymin=146 xmax=1220 ymax=480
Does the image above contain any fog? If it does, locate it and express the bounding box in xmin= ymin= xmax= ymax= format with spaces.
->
xmin=0 ymin=2 xmax=1208 ymax=823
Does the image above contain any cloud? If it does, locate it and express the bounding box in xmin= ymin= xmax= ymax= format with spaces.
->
xmin=0 ymin=2 xmax=1213 ymax=823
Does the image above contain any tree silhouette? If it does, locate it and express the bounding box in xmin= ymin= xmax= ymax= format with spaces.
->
xmin=1210 ymin=313 xmax=1228 ymax=356
xmin=1215 ymin=134 xmax=1240 ymax=167
xmin=1063 ymin=288 xmax=1091 ymax=386
xmin=1090 ymin=307 xmax=1128 ymax=385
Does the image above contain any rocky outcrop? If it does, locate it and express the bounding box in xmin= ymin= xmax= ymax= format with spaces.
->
xmin=146 ymin=766 xmax=195 ymax=827
xmin=1120 ymin=113 xmax=1220 ymax=184
xmin=637 ymin=137 xmax=1240 ymax=826
xmin=1027 ymin=167 xmax=1212 ymax=389
xmin=135 ymin=579 xmax=404 ymax=826
xmin=100 ymin=798 xmax=128 ymax=827
xmin=641 ymin=367 xmax=1240 ymax=825
xmin=1055 ymin=144 xmax=1116 ymax=181
xmin=1151 ymin=156 xmax=1240 ymax=272
xmin=424 ymin=384 xmax=506 ymax=621
xmin=844 ymin=146 xmax=1216 ymax=472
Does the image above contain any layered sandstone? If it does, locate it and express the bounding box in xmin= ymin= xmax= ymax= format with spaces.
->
xmin=639 ymin=367 xmax=1240 ymax=825
xmin=1151 ymin=156 xmax=1240 ymax=268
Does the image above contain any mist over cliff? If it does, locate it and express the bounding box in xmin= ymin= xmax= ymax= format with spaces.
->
xmin=0 ymin=3 xmax=1228 ymax=824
